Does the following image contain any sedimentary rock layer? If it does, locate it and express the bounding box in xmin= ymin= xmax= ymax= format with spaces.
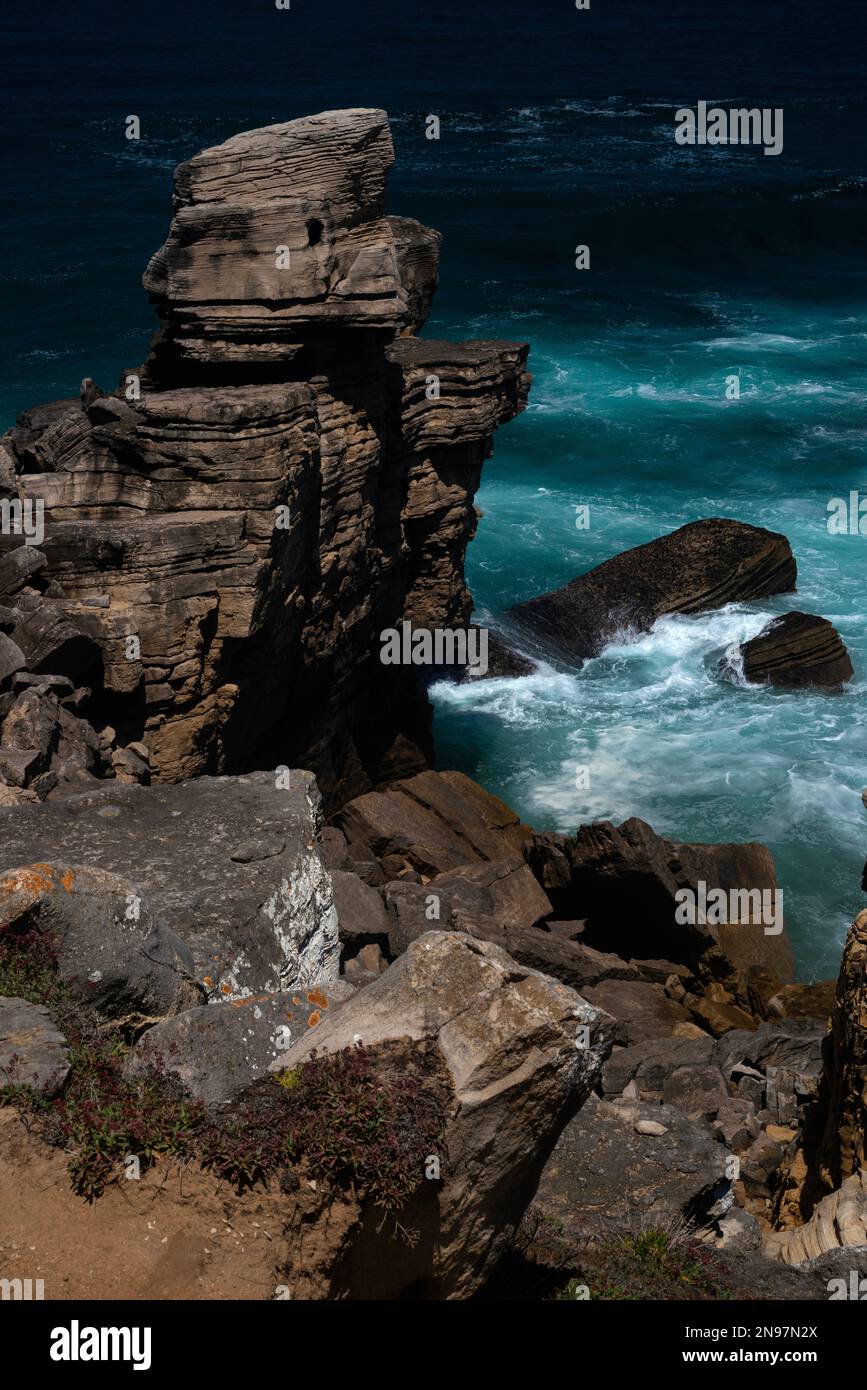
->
xmin=510 ymin=518 xmax=796 ymax=664
xmin=740 ymin=611 xmax=853 ymax=688
xmin=0 ymin=110 xmax=530 ymax=805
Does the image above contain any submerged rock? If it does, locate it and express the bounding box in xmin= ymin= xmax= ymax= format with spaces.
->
xmin=738 ymin=611 xmax=853 ymax=689
xmin=509 ymin=517 xmax=796 ymax=664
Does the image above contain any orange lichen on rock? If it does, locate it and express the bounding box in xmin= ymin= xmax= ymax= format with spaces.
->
xmin=306 ymin=988 xmax=328 ymax=1010
xmin=0 ymin=864 xmax=77 ymax=898
xmin=307 ymin=1011 xmax=321 ymax=1028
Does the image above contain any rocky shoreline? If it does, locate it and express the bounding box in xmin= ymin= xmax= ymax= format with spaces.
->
xmin=0 ymin=109 xmax=864 ymax=1301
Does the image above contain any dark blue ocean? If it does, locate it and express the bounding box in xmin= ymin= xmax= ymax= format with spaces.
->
xmin=3 ymin=0 xmax=866 ymax=978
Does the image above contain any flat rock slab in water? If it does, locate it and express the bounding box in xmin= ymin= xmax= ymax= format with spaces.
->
xmin=740 ymin=611 xmax=853 ymax=688
xmin=509 ymin=518 xmax=796 ymax=664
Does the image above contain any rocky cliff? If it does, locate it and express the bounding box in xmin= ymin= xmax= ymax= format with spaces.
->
xmin=0 ymin=109 xmax=529 ymax=806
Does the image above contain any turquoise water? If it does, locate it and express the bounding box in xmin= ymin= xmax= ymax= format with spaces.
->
xmin=3 ymin=1 xmax=865 ymax=979
xmin=432 ymin=290 xmax=867 ymax=980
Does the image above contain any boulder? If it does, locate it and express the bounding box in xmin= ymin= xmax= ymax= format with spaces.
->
xmin=0 ymin=864 xmax=199 ymax=1025
xmin=331 ymin=868 xmax=391 ymax=949
xmin=509 ymin=518 xmax=796 ymax=664
xmin=713 ymin=1098 xmax=761 ymax=1153
xmin=661 ymin=1064 xmax=730 ymax=1120
xmin=123 ymin=981 xmax=354 ymax=1108
xmin=738 ymin=611 xmax=853 ymax=689
xmin=0 ymin=632 xmax=26 ymax=685
xmin=0 ymin=772 xmax=339 ymax=1001
xmin=336 ymin=770 xmax=533 ymax=876
xmin=0 ymin=546 xmax=47 ymax=600
xmin=269 ymin=930 xmax=616 ymax=1299
xmin=383 ymin=855 xmax=551 ymax=955
xmin=0 ymin=995 xmax=70 ymax=1095
xmin=601 ymin=1034 xmax=715 ymax=1097
xmin=581 ymin=978 xmax=694 ymax=1045
xmin=531 ymin=1093 xmax=732 ymax=1234
xmin=527 ymin=816 xmax=794 ymax=1003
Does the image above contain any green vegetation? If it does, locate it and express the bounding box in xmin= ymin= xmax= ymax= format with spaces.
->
xmin=0 ymin=925 xmax=446 ymax=1220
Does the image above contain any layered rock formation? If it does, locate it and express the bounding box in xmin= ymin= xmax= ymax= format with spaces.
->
xmin=509 ymin=518 xmax=796 ymax=664
xmin=0 ymin=110 xmax=529 ymax=806
xmin=810 ymin=908 xmax=867 ymax=1194
xmin=268 ymin=930 xmax=615 ymax=1300
xmin=738 ymin=611 xmax=853 ymax=689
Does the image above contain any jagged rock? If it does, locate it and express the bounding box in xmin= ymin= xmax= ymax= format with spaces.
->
xmin=713 ymin=1098 xmax=761 ymax=1153
xmin=0 ymin=546 xmax=47 ymax=599
xmin=269 ymin=930 xmax=615 ymax=1299
xmin=581 ymin=979 xmax=693 ymax=1044
xmin=0 ymin=996 xmax=70 ymax=1095
xmin=1 ymin=688 xmax=58 ymax=768
xmin=10 ymin=604 xmax=100 ymax=684
xmin=531 ymin=1093 xmax=732 ymax=1233
xmin=739 ymin=611 xmax=853 ymax=689
xmin=712 ymin=1019 xmax=826 ymax=1081
xmin=0 ymin=772 xmax=339 ymax=1000
xmin=143 ymin=110 xmax=440 ymax=368
xmin=110 ymin=746 xmax=150 ymax=785
xmin=601 ymin=1035 xmax=715 ymax=1097
xmin=123 ymin=981 xmax=354 ymax=1108
xmin=766 ymin=980 xmax=836 ymax=1021
xmin=766 ymin=1171 xmax=867 ymax=1265
xmin=337 ymin=770 xmax=533 ymax=876
xmin=509 ymin=518 xmax=796 ymax=664
xmin=800 ymin=1243 xmax=867 ymax=1291
xmin=0 ymin=632 xmax=26 ymax=685
xmin=739 ymin=1131 xmax=786 ymax=1198
xmin=662 ymin=1064 xmax=730 ymax=1120
xmin=11 ymin=671 xmax=74 ymax=697
xmin=331 ymin=868 xmax=392 ymax=951
xmin=342 ymin=942 xmax=387 ymax=986
xmin=1 ymin=114 xmax=529 ymax=805
xmin=812 ymin=909 xmax=867 ymax=1192
xmin=689 ymin=989 xmax=757 ymax=1037
xmin=0 ymin=864 xmax=200 ymax=1025
xmin=0 ymin=746 xmax=43 ymax=788
xmin=383 ymin=855 xmax=551 ymax=956
xmin=526 ymin=816 xmax=794 ymax=1004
